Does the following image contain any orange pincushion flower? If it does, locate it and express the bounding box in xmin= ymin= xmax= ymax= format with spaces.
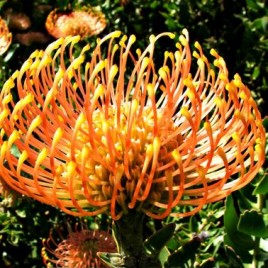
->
xmin=0 ymin=17 xmax=12 ymax=55
xmin=0 ymin=30 xmax=265 ymax=220
xmin=42 ymin=222 xmax=116 ymax=268
xmin=45 ymin=7 xmax=106 ymax=39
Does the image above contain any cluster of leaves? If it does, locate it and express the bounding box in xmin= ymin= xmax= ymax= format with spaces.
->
xmin=0 ymin=193 xmax=69 ymax=267
xmin=0 ymin=0 xmax=267 ymax=267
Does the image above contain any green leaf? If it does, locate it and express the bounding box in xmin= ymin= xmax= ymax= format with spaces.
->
xmin=263 ymin=117 xmax=268 ymax=131
xmin=144 ymin=223 xmax=176 ymax=256
xmin=253 ymin=174 xmax=268 ymax=195
xmin=252 ymin=66 xmax=261 ymax=80
xmin=246 ymin=0 xmax=263 ymax=11
xmin=238 ymin=210 xmax=268 ymax=237
xmin=189 ymin=216 xmax=198 ymax=233
xmin=256 ymin=249 xmax=268 ymax=261
xmin=224 ymin=196 xmax=254 ymax=262
xmin=225 ymin=246 xmax=244 ymax=268
xmin=199 ymin=258 xmax=216 ymax=268
xmin=165 ymin=237 xmax=201 ymax=267
xmin=158 ymin=246 xmax=170 ymax=266
xmin=97 ymin=252 xmax=122 ymax=268
xmin=252 ymin=16 xmax=268 ymax=32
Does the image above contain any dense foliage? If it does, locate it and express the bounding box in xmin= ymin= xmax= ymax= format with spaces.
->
xmin=0 ymin=0 xmax=267 ymax=267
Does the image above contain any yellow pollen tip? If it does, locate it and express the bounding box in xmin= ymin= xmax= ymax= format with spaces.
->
xmin=20 ymin=59 xmax=32 ymax=73
xmin=210 ymin=48 xmax=218 ymax=58
xmin=82 ymin=146 xmax=90 ymax=160
xmin=93 ymin=84 xmax=105 ymax=101
xmin=67 ymin=161 xmax=77 ymax=176
xmin=182 ymin=28 xmax=188 ymax=36
xmin=232 ymin=132 xmax=240 ymax=143
xmin=12 ymin=70 xmax=19 ymax=80
xmin=119 ymin=35 xmax=128 ymax=47
xmin=255 ymin=144 xmax=263 ymax=157
xmin=234 ymin=73 xmax=241 ymax=80
xmin=0 ymin=129 xmax=5 ymax=138
xmin=3 ymin=78 xmax=15 ymax=91
xmin=30 ymin=59 xmax=41 ymax=71
xmin=149 ymin=34 xmax=156 ymax=43
xmin=112 ymin=44 xmax=119 ymax=54
xmin=129 ymin=34 xmax=136 ymax=44
xmin=194 ymin=41 xmax=201 ymax=50
xmin=255 ymin=137 xmax=262 ymax=145
xmin=186 ymin=89 xmax=195 ymax=100
xmin=197 ymin=58 xmax=205 ymax=68
xmin=25 ymin=93 xmax=34 ymax=104
xmin=153 ymin=137 xmax=161 ymax=152
xmin=234 ymin=79 xmax=242 ymax=88
xmin=141 ymin=57 xmax=150 ymax=69
xmin=8 ymin=131 xmax=20 ymax=148
xmin=179 ymin=35 xmax=187 ymax=46
xmin=219 ymin=73 xmax=228 ymax=82
xmin=180 ymin=106 xmax=190 ymax=118
xmin=175 ymin=42 xmax=182 ymax=50
xmin=111 ymin=30 xmax=121 ymax=38
xmin=81 ymin=44 xmax=90 ymax=54
xmin=36 ymin=148 xmax=48 ymax=166
xmin=72 ymin=55 xmax=85 ymax=69
xmin=39 ymin=55 xmax=52 ymax=69
xmin=193 ymin=51 xmax=200 ymax=59
xmin=53 ymin=128 xmax=64 ymax=146
xmin=54 ymin=68 xmax=64 ymax=83
xmin=147 ymin=83 xmax=155 ymax=97
xmin=164 ymin=51 xmax=169 ymax=58
xmin=28 ymin=115 xmax=42 ymax=134
xmin=0 ymin=109 xmax=9 ymax=126
xmin=110 ymin=64 xmax=119 ymax=77
xmin=158 ymin=67 xmax=167 ymax=79
xmin=69 ymin=35 xmax=81 ymax=44
xmin=18 ymin=151 xmax=28 ymax=169
xmin=214 ymin=97 xmax=223 ymax=108
xmin=0 ymin=142 xmax=7 ymax=155
xmin=102 ymin=121 xmax=109 ymax=134
xmin=167 ymin=32 xmax=175 ymax=39
xmin=2 ymin=93 xmax=12 ymax=105
xmin=75 ymin=113 xmax=86 ymax=129
xmin=146 ymin=144 xmax=154 ymax=158
xmin=172 ymin=149 xmax=181 ymax=163
xmin=131 ymin=99 xmax=139 ymax=114
xmin=29 ymin=50 xmax=40 ymax=58
xmin=95 ymin=60 xmax=106 ymax=73
xmin=136 ymin=48 xmax=141 ymax=57
xmin=239 ymin=91 xmax=247 ymax=100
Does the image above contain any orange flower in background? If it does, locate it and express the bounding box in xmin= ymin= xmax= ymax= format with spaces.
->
xmin=42 ymin=222 xmax=116 ymax=268
xmin=0 ymin=17 xmax=12 ymax=55
xmin=0 ymin=30 xmax=265 ymax=220
xmin=45 ymin=7 xmax=106 ymax=39
xmin=4 ymin=11 xmax=31 ymax=31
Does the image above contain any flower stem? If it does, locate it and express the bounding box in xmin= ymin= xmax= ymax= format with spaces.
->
xmin=112 ymin=211 xmax=161 ymax=268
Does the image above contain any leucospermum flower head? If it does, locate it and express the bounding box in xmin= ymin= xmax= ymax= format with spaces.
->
xmin=45 ymin=7 xmax=106 ymax=39
xmin=0 ymin=30 xmax=265 ymax=220
xmin=42 ymin=222 xmax=116 ymax=268
xmin=0 ymin=17 xmax=12 ymax=55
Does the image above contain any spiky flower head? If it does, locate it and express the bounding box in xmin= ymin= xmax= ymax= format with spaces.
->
xmin=0 ymin=30 xmax=265 ymax=220
xmin=42 ymin=222 xmax=116 ymax=268
xmin=0 ymin=17 xmax=12 ymax=55
xmin=45 ymin=7 xmax=106 ymax=39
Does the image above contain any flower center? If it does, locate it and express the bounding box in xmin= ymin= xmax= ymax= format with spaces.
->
xmin=60 ymin=102 xmax=180 ymax=216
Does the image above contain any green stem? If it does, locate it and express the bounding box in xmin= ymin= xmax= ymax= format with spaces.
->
xmin=253 ymin=194 xmax=264 ymax=268
xmin=112 ymin=211 xmax=161 ymax=268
